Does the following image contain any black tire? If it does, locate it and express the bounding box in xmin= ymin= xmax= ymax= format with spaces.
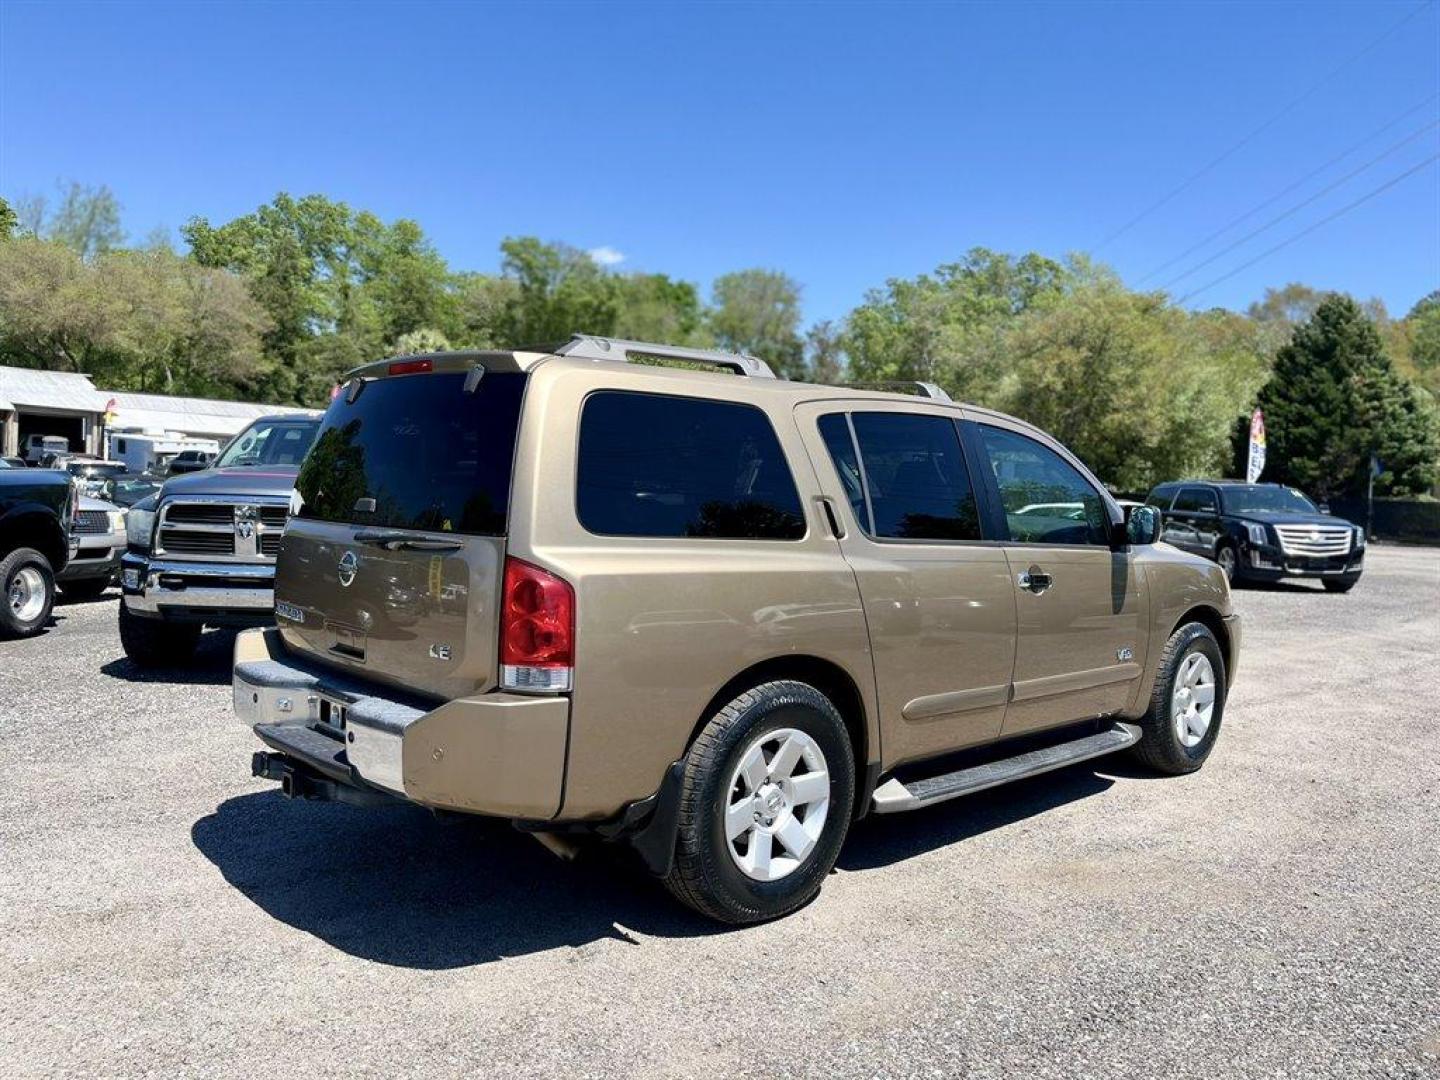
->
xmin=1323 ymin=576 xmax=1359 ymax=594
xmin=118 ymin=602 xmax=201 ymax=667
xmin=1130 ymin=622 xmax=1226 ymax=775
xmin=663 ymin=680 xmax=855 ymax=925
xmin=60 ymin=578 xmax=111 ymax=601
xmin=0 ymin=547 xmax=56 ymax=639
xmin=1215 ymin=541 xmax=1239 ymax=584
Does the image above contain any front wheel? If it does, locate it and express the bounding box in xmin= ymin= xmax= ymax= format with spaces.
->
xmin=1130 ymin=622 xmax=1226 ymax=775
xmin=118 ymin=603 xmax=201 ymax=667
xmin=1 ymin=548 xmax=56 ymax=639
xmin=664 ymin=680 xmax=855 ymax=924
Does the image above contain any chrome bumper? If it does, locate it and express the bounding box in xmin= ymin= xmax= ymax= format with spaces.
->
xmin=121 ymin=552 xmax=274 ymax=614
xmin=58 ymin=531 xmax=126 ymax=580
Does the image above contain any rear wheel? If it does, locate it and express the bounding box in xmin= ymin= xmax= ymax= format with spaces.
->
xmin=1 ymin=548 xmax=56 ymax=639
xmin=664 ymin=680 xmax=855 ymax=924
xmin=1130 ymin=622 xmax=1226 ymax=775
xmin=118 ymin=603 xmax=201 ymax=667
xmin=1215 ymin=542 xmax=1238 ymax=584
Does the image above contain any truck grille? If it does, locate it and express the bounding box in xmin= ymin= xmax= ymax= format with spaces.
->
xmin=1273 ymin=523 xmax=1352 ymax=558
xmin=75 ymin=510 xmax=112 ymax=535
xmin=156 ymin=499 xmax=289 ymax=563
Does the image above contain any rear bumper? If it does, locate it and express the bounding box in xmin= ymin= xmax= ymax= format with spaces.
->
xmin=121 ymin=552 xmax=275 ymax=625
xmin=233 ymin=627 xmax=569 ymax=819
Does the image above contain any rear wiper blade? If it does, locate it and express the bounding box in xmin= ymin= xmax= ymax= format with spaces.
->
xmin=353 ymin=529 xmax=463 ymax=552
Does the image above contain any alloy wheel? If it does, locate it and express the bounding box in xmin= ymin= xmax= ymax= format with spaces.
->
xmin=724 ymin=728 xmax=830 ymax=882
xmin=1171 ymin=651 xmax=1217 ymax=748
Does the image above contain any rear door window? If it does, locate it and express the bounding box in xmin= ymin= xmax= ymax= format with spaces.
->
xmin=845 ymin=412 xmax=981 ymax=541
xmin=1173 ymin=487 xmax=1218 ymax=514
xmin=295 ymin=371 xmax=526 ymax=535
xmin=577 ymin=391 xmax=805 ymax=540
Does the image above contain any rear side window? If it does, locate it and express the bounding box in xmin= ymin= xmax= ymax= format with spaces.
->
xmin=1146 ymin=487 xmax=1174 ymax=510
xmin=295 ymin=371 xmax=526 ymax=535
xmin=848 ymin=412 xmax=981 ymax=541
xmin=1173 ymin=487 xmax=1218 ymax=514
xmin=577 ymin=391 xmax=805 ymax=540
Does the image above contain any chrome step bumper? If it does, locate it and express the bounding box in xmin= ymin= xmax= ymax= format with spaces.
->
xmin=871 ymin=722 xmax=1142 ymax=814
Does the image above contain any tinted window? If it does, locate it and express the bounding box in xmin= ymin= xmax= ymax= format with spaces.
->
xmin=849 ymin=413 xmax=980 ymax=540
xmin=577 ymin=391 xmax=805 ymax=540
xmin=295 ymin=371 xmax=525 ymax=535
xmin=817 ymin=414 xmax=866 ymax=527
xmin=978 ymin=425 xmax=1109 ymax=545
xmin=1173 ymin=487 xmax=1218 ymax=514
xmin=1146 ymin=487 xmax=1174 ymax=510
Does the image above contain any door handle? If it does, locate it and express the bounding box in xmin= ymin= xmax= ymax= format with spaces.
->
xmin=1018 ymin=567 xmax=1052 ymax=594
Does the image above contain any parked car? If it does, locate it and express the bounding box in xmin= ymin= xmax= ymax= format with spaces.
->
xmin=166 ymin=449 xmax=215 ymax=475
xmin=234 ymin=337 xmax=1242 ymax=924
xmin=119 ymin=411 xmax=322 ymax=665
xmin=0 ymin=466 xmax=78 ymax=637
xmin=1 ymin=457 xmax=27 ymax=469
xmin=62 ymin=458 xmax=129 ymax=496
xmin=1146 ymin=480 xmax=1364 ymax=592
xmin=101 ymin=472 xmax=165 ymax=508
xmin=56 ymin=494 xmax=126 ymax=600
xmin=22 ymin=434 xmax=70 ymax=464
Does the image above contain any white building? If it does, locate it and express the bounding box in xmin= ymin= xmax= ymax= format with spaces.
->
xmin=0 ymin=364 xmax=308 ymax=461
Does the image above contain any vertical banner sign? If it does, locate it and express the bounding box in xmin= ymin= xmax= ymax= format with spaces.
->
xmin=1246 ymin=408 xmax=1266 ymax=484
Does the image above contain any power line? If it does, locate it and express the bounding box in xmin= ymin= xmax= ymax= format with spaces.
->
xmin=1157 ymin=118 xmax=1439 ymax=290
xmin=1136 ymin=92 xmax=1440 ymax=284
xmin=1175 ymin=154 xmax=1439 ymax=304
xmin=1093 ymin=0 xmax=1435 ymax=252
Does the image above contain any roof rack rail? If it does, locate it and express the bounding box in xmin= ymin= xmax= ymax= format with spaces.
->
xmin=833 ymin=380 xmax=953 ymax=403
xmin=554 ymin=334 xmax=777 ymax=379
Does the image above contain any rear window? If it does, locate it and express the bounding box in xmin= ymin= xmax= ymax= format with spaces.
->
xmin=577 ymin=391 xmax=805 ymax=540
xmin=295 ymin=371 xmax=526 ymax=535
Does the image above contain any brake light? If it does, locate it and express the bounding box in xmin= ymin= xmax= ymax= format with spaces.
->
xmin=388 ymin=358 xmax=434 ymax=376
xmin=500 ymin=557 xmax=574 ymax=693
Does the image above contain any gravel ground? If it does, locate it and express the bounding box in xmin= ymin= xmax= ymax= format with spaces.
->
xmin=2 ymin=545 xmax=1437 ymax=1079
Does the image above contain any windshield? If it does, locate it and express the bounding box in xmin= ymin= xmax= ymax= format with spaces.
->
xmin=1221 ymin=485 xmax=1319 ymax=515
xmin=67 ymin=462 xmax=126 ymax=478
xmin=215 ymin=417 xmax=321 ymax=468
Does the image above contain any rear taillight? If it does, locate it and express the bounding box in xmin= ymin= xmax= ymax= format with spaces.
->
xmin=500 ymin=557 xmax=574 ymax=693
xmin=388 ymin=358 xmax=434 ymax=376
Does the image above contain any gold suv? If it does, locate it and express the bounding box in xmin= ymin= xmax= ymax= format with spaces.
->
xmin=234 ymin=335 xmax=1241 ymax=923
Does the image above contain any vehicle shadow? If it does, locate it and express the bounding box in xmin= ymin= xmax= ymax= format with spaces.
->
xmin=191 ymin=791 xmax=718 ymax=968
xmin=99 ymin=628 xmax=236 ymax=686
xmin=839 ymin=763 xmax=1116 ymax=871
xmin=193 ymin=761 xmax=1119 ymax=967
xmin=53 ymin=589 xmax=118 ymax=607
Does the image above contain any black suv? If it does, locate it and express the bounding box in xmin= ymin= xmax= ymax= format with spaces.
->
xmin=1146 ymin=480 xmax=1365 ymax=592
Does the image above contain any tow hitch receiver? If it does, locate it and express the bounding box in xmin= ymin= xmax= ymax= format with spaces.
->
xmin=251 ymin=751 xmax=394 ymax=807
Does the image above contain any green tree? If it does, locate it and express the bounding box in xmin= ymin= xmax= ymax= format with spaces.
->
xmin=1403 ymin=290 xmax=1440 ymax=397
xmin=708 ymin=269 xmax=805 ymax=378
xmin=844 ymin=248 xmax=1068 ymax=401
xmin=804 ymin=320 xmax=845 ymax=384
xmin=48 ymin=182 xmax=125 ymax=258
xmin=496 ymin=237 xmax=620 ymax=345
xmin=1252 ymin=295 xmax=1439 ymax=498
xmin=0 ymin=197 xmax=17 ymax=241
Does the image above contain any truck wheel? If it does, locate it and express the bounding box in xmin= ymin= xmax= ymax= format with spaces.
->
xmin=1 ymin=548 xmax=56 ymax=639
xmin=1215 ymin=542 xmax=1238 ymax=584
xmin=1130 ymin=622 xmax=1226 ymax=775
xmin=118 ymin=603 xmax=201 ymax=667
xmin=60 ymin=578 xmax=111 ymax=601
xmin=664 ymin=680 xmax=855 ymax=924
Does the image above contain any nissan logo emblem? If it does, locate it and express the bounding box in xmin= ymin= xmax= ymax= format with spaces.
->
xmin=337 ymin=550 xmax=359 ymax=587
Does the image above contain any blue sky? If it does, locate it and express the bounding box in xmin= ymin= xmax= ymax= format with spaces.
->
xmin=2 ymin=0 xmax=1437 ymax=325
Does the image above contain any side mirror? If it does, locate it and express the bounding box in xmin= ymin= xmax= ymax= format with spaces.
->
xmin=1125 ymin=504 xmax=1163 ymax=546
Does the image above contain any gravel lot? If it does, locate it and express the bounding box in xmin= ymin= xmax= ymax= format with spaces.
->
xmin=2 ymin=545 xmax=1437 ymax=1079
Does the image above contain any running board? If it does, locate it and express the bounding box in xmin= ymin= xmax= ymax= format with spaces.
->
xmin=870 ymin=722 xmax=1142 ymax=814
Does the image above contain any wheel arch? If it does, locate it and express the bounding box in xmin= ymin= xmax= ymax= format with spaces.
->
xmin=690 ymin=654 xmax=875 ymax=819
xmin=0 ymin=509 xmax=68 ymax=572
xmin=1174 ymin=604 xmax=1232 ymax=678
